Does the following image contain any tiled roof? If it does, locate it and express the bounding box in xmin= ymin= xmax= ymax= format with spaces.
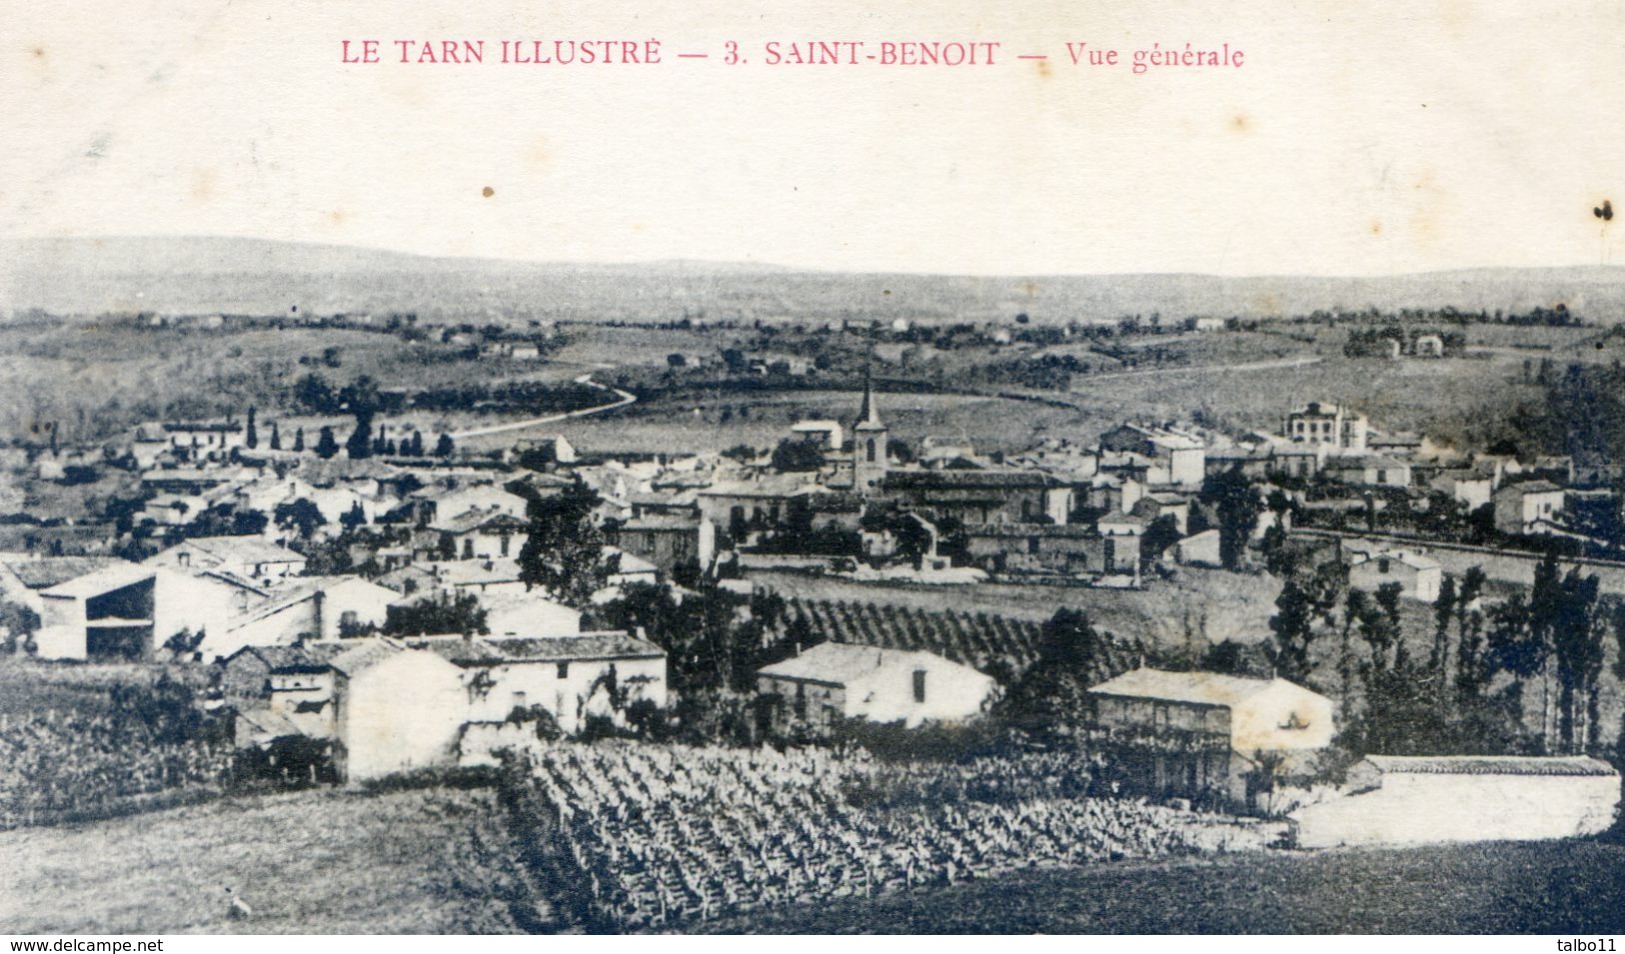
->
xmin=328 ymin=638 xmax=407 ymax=676
xmin=0 ymin=556 xmax=122 ymax=589
xmin=883 ymin=469 xmax=1061 ymax=489
xmin=757 ymin=642 xmax=963 ymax=685
xmin=1089 ymin=666 xmax=1316 ymax=707
xmin=238 ymin=641 xmax=350 ymax=672
xmin=410 ymin=632 xmax=661 ymax=665
xmin=1364 ymin=755 xmax=1617 ymax=777
xmin=175 ymin=536 xmax=306 ymax=565
xmin=40 ymin=562 xmax=156 ymax=599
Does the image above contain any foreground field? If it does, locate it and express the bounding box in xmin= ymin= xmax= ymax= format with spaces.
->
xmin=0 ymin=786 xmax=542 ymax=934
xmin=700 ymin=838 xmax=1625 ymax=934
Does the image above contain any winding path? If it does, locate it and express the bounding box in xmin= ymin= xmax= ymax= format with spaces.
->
xmin=449 ymin=372 xmax=637 ymax=439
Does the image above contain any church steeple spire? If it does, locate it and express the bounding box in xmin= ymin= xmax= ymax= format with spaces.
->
xmin=853 ymin=362 xmax=888 ymax=494
xmin=856 ymin=365 xmax=883 ymax=430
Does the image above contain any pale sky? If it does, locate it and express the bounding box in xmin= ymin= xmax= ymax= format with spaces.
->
xmin=4 ymin=0 xmax=1624 ymax=275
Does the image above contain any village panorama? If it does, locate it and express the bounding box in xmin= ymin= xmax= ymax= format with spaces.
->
xmin=4 ymin=240 xmax=1625 ymax=934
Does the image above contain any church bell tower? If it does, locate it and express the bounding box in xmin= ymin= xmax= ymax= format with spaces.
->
xmin=853 ymin=370 xmax=889 ymax=494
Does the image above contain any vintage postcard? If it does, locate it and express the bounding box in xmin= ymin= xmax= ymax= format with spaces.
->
xmin=4 ymin=0 xmax=1625 ymax=939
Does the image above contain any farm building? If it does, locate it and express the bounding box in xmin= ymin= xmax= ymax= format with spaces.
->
xmin=34 ymin=563 xmax=265 ymax=662
xmin=511 ymin=434 xmax=577 ymax=468
xmin=882 ymin=469 xmax=1072 ymax=527
xmin=754 ymin=642 xmax=997 ymax=737
xmin=790 ymin=419 xmax=845 ymax=451
xmin=1345 ymin=546 xmax=1442 ymax=602
xmin=411 ymin=632 xmax=667 ymax=735
xmin=1430 ymin=468 xmax=1495 ymax=510
xmin=963 ymin=524 xmax=1135 ymax=577
xmin=0 ymin=555 xmax=122 ymax=614
xmin=1173 ymin=529 xmax=1222 ymax=567
xmin=145 ymin=535 xmax=307 ymax=588
xmin=1323 ymin=455 xmax=1412 ymax=489
xmin=1087 ymin=667 xmax=1335 ymax=810
xmin=477 ymin=590 xmax=582 ymax=639
xmin=611 ymin=513 xmax=716 ymax=577
xmin=1266 ymin=441 xmax=1325 ymax=480
xmin=697 ymin=475 xmax=817 ymax=539
xmin=432 ymin=507 xmax=530 ymax=561
xmin=1494 ymin=480 xmax=1566 ymax=535
xmin=213 ymin=576 xmax=400 ymax=656
xmin=162 ymin=420 xmax=245 ymax=460
xmin=249 ymin=638 xmax=468 ymax=782
xmin=1291 ymin=755 xmax=1620 ymax=848
xmin=218 ymin=641 xmax=350 ymax=702
xmin=1079 ymin=472 xmax=1146 ymax=515
xmin=1097 ymin=424 xmax=1206 ymax=489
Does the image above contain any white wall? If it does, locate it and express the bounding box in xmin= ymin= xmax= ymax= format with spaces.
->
xmin=845 ymin=653 xmax=996 ymax=727
xmin=483 ymin=597 xmax=582 ymax=638
xmin=1230 ymin=682 xmax=1336 ymax=753
xmin=34 ymin=594 xmax=87 ymax=660
xmin=463 ymin=655 xmax=667 ymax=734
xmin=340 ymin=652 xmax=467 ymax=781
xmin=157 ymin=571 xmax=255 ymax=657
xmin=1292 ymin=771 xmax=1619 ymax=848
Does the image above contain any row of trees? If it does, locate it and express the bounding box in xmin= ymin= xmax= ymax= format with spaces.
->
xmin=1266 ymin=548 xmax=1625 ymax=759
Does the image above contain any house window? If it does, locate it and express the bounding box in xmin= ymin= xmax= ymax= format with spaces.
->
xmin=1378 ymin=558 xmax=1390 ymax=573
xmin=512 ymin=691 xmax=527 ymax=708
xmin=1376 ymin=470 xmax=1388 ymax=484
xmin=1027 ymin=536 xmax=1041 ymax=555
xmin=912 ymin=670 xmax=927 ymax=704
xmin=462 ymin=538 xmax=474 ymax=559
xmin=557 ymin=662 xmax=569 ymax=679
xmin=500 ymin=533 xmax=511 ymax=557
xmin=794 ymin=683 xmax=808 ymax=719
xmin=1154 ymin=703 xmax=1170 ymax=728
xmin=866 ymin=439 xmax=877 ymax=463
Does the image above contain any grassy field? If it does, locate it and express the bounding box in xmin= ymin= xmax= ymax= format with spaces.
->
xmin=698 ymin=838 xmax=1625 ymax=934
xmin=0 ymin=785 xmax=543 ymax=934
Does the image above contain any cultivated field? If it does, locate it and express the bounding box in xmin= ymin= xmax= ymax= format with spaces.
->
xmin=507 ymin=741 xmax=1277 ymax=931
xmin=746 ymin=567 xmax=1284 ymax=653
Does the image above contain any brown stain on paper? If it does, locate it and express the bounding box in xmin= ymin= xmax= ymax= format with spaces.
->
xmin=190 ymin=168 xmax=216 ymax=203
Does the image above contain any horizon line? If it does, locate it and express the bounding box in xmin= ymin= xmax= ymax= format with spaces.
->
xmin=5 ymin=232 xmax=1625 ymax=284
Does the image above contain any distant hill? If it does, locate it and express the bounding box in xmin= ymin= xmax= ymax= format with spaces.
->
xmin=3 ymin=235 xmax=1624 ymax=324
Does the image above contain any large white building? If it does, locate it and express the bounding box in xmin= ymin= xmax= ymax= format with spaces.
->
xmin=1283 ymin=401 xmax=1368 ymax=455
xmin=257 ymin=638 xmax=468 ymax=782
xmin=411 ymin=632 xmax=668 ymax=735
xmin=1088 ymin=667 xmax=1335 ymax=809
xmin=145 ymin=536 xmax=308 ymax=588
xmin=755 ymin=643 xmax=997 ymax=736
xmin=34 ymin=563 xmax=265 ymax=661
